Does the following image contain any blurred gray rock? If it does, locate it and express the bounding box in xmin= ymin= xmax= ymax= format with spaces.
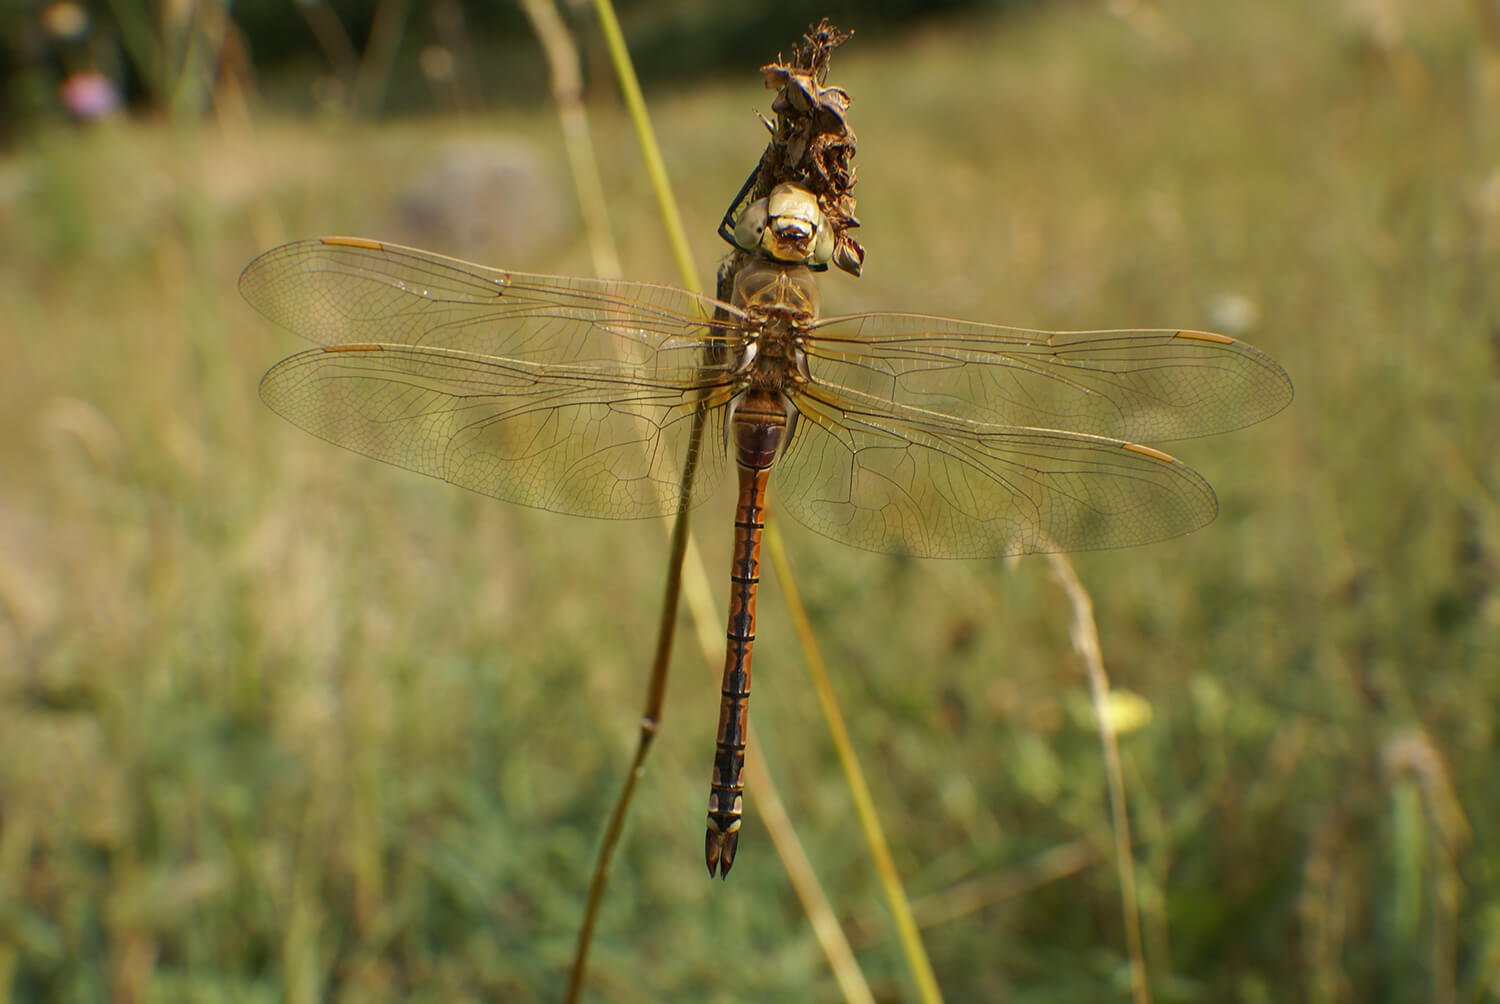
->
xmin=392 ymin=138 xmax=569 ymax=263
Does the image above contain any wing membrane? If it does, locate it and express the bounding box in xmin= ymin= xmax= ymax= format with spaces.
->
xmin=777 ymin=383 xmax=1217 ymax=558
xmin=239 ymin=237 xmax=742 ymax=361
xmin=243 ymin=238 xmax=738 ymax=517
xmin=807 ymin=312 xmax=1293 ymax=443
xmin=260 ymin=344 xmax=729 ymax=517
xmin=242 ymin=239 xmax=1287 ymax=544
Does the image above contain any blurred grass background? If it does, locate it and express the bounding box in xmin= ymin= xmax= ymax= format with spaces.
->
xmin=2 ymin=0 xmax=1499 ymax=1000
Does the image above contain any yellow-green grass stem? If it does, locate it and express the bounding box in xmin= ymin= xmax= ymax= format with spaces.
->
xmin=565 ymin=3 xmax=872 ymax=1000
xmin=767 ymin=526 xmax=943 ymax=1004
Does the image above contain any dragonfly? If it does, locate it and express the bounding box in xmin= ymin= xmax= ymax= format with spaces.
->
xmin=240 ymin=183 xmax=1292 ymax=877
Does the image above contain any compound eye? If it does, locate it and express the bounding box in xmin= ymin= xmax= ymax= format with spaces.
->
xmin=812 ymin=220 xmax=835 ymax=266
xmin=732 ymin=198 xmax=770 ymax=252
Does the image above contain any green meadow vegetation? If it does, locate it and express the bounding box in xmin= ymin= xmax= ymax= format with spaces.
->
xmin=2 ymin=0 xmax=1497 ymax=999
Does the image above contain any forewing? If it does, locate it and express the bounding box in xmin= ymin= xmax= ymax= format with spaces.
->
xmin=776 ymin=385 xmax=1217 ymax=558
xmin=239 ymin=236 xmax=741 ymax=361
xmin=807 ymin=312 xmax=1293 ymax=443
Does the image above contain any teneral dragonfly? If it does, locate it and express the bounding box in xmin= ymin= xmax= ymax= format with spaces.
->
xmin=239 ymin=184 xmax=1292 ymax=877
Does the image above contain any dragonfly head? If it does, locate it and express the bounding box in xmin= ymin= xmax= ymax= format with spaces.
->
xmin=731 ymin=183 xmax=835 ymax=268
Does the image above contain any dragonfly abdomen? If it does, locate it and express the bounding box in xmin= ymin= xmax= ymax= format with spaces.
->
xmin=705 ymin=391 xmax=788 ymax=877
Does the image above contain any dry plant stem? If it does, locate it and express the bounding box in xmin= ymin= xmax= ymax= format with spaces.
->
xmin=1476 ymin=0 xmax=1500 ymax=90
xmin=674 ymin=538 xmax=874 ymax=1003
xmin=550 ymin=5 xmax=880 ymax=998
xmin=350 ymin=0 xmax=411 ymax=116
xmin=208 ymin=30 xmax=256 ymax=139
xmin=534 ymin=3 xmax=690 ymax=999
xmin=1045 ymin=552 xmax=1150 ymax=1004
xmin=909 ymin=837 xmax=1104 ymax=933
xmin=100 ymin=0 xmax=163 ymax=98
xmin=1104 ymin=0 xmax=1191 ymax=57
xmin=168 ymin=0 xmax=227 ymax=115
xmin=294 ymin=0 xmax=360 ymax=101
xmin=1300 ymin=815 xmax=1348 ymax=1003
xmin=767 ymin=528 xmax=943 ymax=1004
xmin=839 ymin=836 xmax=1105 ymax=950
xmin=564 ymin=409 xmax=706 ymax=1004
xmin=744 ymin=741 xmax=877 ymax=1004
xmin=1345 ymin=0 xmax=1428 ymax=90
xmin=1477 ymin=0 xmax=1500 ymax=48
xmin=589 ymin=0 xmax=701 ymax=294
xmin=556 ymin=3 xmax=866 ymax=999
xmin=1383 ymin=732 xmax=1471 ymax=1004
xmin=518 ymin=0 xmax=622 ymax=280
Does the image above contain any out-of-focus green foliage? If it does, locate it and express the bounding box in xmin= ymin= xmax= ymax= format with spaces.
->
xmin=1 ymin=0 xmax=1497 ymax=1000
xmin=1 ymin=0 xmax=1040 ymax=131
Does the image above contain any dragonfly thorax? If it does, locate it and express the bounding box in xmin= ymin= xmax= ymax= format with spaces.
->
xmin=731 ymin=259 xmax=819 ymax=317
xmin=730 ymin=260 xmax=815 ymax=390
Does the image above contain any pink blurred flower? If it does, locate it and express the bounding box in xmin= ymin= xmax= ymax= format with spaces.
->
xmin=60 ymin=72 xmax=120 ymax=120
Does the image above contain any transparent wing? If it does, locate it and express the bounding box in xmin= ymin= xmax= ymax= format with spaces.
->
xmin=777 ymin=384 xmax=1218 ymax=558
xmin=260 ymin=346 xmax=729 ymax=517
xmin=806 ymin=312 xmax=1293 ymax=443
xmin=243 ymin=238 xmax=738 ymax=517
xmin=240 ymin=236 xmax=742 ymax=358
